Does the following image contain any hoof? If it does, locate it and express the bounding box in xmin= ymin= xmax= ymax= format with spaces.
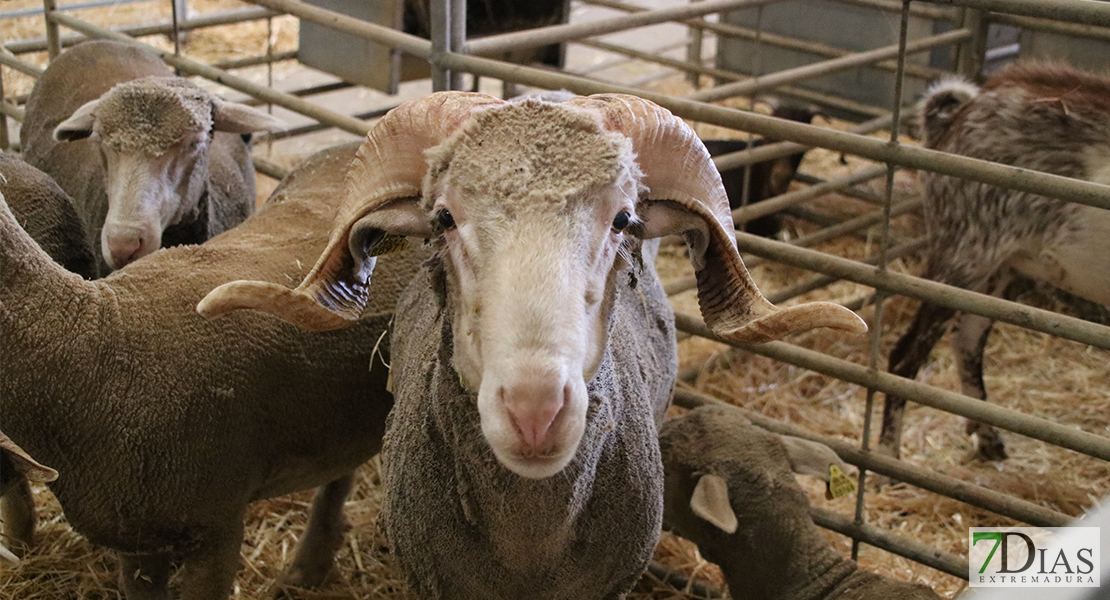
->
xmin=971 ymin=432 xmax=1008 ymax=462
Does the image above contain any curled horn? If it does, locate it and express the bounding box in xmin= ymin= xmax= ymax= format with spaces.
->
xmin=568 ymin=94 xmax=866 ymax=342
xmin=198 ymin=92 xmax=504 ymax=330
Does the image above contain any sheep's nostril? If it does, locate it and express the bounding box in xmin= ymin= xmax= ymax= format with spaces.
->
xmin=107 ymin=236 xmax=143 ymax=269
xmin=502 ymin=381 xmax=565 ymax=452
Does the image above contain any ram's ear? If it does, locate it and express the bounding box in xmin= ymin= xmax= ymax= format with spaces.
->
xmin=197 ymin=196 xmax=429 ymax=330
xmin=54 ymin=99 xmax=99 ymax=141
xmin=690 ymin=474 xmax=738 ymax=534
xmin=569 ymin=93 xmax=867 ymax=344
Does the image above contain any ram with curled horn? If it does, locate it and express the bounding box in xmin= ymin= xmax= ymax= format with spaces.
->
xmin=199 ymin=91 xmax=865 ymax=599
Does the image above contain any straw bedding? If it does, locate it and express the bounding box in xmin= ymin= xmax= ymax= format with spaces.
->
xmin=3 ymin=3 xmax=1109 ymax=599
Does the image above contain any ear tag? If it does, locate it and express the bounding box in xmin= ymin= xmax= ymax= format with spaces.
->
xmin=825 ymin=464 xmax=855 ymax=500
xmin=370 ymin=233 xmax=409 ymax=257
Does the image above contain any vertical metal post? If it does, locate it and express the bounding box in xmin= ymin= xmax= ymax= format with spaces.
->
xmin=852 ymin=0 xmax=911 ymax=563
xmin=430 ymin=0 xmax=452 ymax=91
xmin=449 ymin=0 xmax=466 ymax=91
xmin=957 ymin=8 xmax=988 ymax=80
xmin=43 ymin=0 xmax=61 ymax=60
xmin=685 ymin=0 xmax=704 ymax=87
xmin=0 ymin=67 xmax=8 ymax=152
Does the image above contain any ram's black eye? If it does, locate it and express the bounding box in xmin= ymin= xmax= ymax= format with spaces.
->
xmin=437 ymin=208 xmax=456 ymax=230
xmin=611 ymin=210 xmax=631 ymax=232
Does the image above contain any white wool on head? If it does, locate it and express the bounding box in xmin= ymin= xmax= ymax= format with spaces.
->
xmin=93 ymin=76 xmax=213 ymax=154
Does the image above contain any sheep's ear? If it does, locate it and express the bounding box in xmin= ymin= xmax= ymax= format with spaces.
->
xmin=779 ymin=436 xmax=856 ymax=500
xmin=211 ymin=98 xmax=287 ymax=133
xmin=690 ymin=474 xmax=738 ymax=534
xmin=54 ymin=99 xmax=99 ymax=141
xmin=0 ymin=432 xmax=58 ymax=483
xmin=569 ymin=93 xmax=867 ymax=344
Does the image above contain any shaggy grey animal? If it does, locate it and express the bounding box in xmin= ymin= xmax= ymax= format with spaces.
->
xmin=880 ymin=63 xmax=1110 ymax=461
xmin=0 ymin=431 xmax=58 ymax=564
xmin=0 ymin=154 xmax=95 ymax=278
xmin=201 ymin=92 xmax=866 ymax=599
xmin=20 ymin=40 xmax=283 ymax=276
xmin=0 ymin=142 xmax=426 ymax=600
xmin=660 ymin=405 xmax=941 ymax=600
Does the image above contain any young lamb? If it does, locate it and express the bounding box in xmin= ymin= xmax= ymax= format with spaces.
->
xmin=660 ymin=405 xmax=941 ymax=600
xmin=200 ymin=91 xmax=867 ymax=599
xmin=880 ymin=63 xmax=1110 ymax=461
xmin=20 ymin=39 xmax=284 ymax=276
xmin=0 ymin=142 xmax=428 ymax=600
xmin=0 ymin=431 xmax=58 ymax=564
xmin=702 ymin=103 xmax=819 ymax=238
xmin=0 ymin=154 xmax=95 ymax=279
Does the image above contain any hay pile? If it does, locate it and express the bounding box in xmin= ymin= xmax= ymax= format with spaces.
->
xmin=3 ymin=4 xmax=1110 ymax=600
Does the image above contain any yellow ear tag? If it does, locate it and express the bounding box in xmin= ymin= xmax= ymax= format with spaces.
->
xmin=826 ymin=464 xmax=856 ymax=500
xmin=371 ymin=234 xmax=409 ymax=257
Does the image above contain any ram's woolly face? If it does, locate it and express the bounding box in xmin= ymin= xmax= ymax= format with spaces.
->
xmin=423 ymin=100 xmax=642 ymax=479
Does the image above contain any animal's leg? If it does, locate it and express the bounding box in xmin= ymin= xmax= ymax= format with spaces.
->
xmin=174 ymin=522 xmax=244 ymax=600
xmin=117 ymin=552 xmax=172 ymax=600
xmin=280 ymin=473 xmax=354 ymax=590
xmin=879 ymin=301 xmax=958 ymax=458
xmin=0 ymin=475 xmax=35 ymax=555
xmin=952 ymin=311 xmax=1007 ymax=460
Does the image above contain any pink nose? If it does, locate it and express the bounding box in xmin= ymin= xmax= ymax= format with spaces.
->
xmin=502 ymin=379 xmax=566 ymax=450
xmin=108 ymin=236 xmax=144 ymax=269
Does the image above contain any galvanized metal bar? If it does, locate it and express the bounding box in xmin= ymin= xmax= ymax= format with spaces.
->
xmin=1 ymin=0 xmax=158 ymax=19
xmin=814 ymin=0 xmax=957 ymax=21
xmin=712 ymin=113 xmax=894 ymax=172
xmin=0 ymin=50 xmax=44 ymax=77
xmin=256 ymin=105 xmax=399 ymax=143
xmin=43 ymin=0 xmax=61 ymax=60
xmin=435 ymin=52 xmax=1110 ymax=212
xmin=732 ymin=164 xmax=888 ymax=224
xmin=686 ymin=28 xmax=970 ymax=103
xmin=674 ymin=311 xmax=1110 ymax=461
xmin=450 ymin=0 xmax=467 ymax=91
xmin=922 ymin=0 xmax=1110 ymax=29
xmin=466 ymin=0 xmax=785 ymax=56
xmin=685 ymin=0 xmax=704 ymax=86
xmin=49 ymin=12 xmax=373 ymax=136
xmin=990 ymin=12 xmax=1110 ymax=43
xmin=732 ymin=230 xmax=1110 ymax=350
xmin=0 ymin=98 xmax=25 ymax=122
xmin=765 ymin=238 xmax=926 ymax=305
xmin=212 ymin=48 xmax=298 ymax=71
xmin=6 ymin=7 xmax=278 ymax=54
xmin=251 ymin=156 xmax=288 ymax=181
xmin=812 ymin=508 xmax=970 ymax=579
xmin=243 ymin=0 xmax=432 ymax=58
xmin=239 ymin=80 xmax=352 ymax=108
xmin=430 ymin=0 xmax=452 ymax=91
xmin=580 ymin=0 xmax=947 ymax=81
xmin=576 ymin=38 xmax=889 ymax=119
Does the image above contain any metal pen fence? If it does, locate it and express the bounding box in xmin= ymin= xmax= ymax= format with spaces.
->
xmin=2 ymin=0 xmax=1109 ymax=590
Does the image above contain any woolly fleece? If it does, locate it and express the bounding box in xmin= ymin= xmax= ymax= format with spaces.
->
xmin=380 ymin=239 xmax=676 ymax=600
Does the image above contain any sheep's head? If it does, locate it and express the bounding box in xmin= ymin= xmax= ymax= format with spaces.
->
xmin=53 ymin=76 xmax=285 ymax=270
xmin=659 ymin=405 xmax=849 ymax=540
xmin=199 ymin=92 xmax=866 ymax=479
